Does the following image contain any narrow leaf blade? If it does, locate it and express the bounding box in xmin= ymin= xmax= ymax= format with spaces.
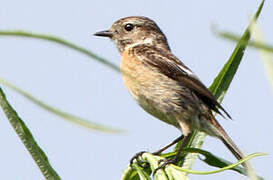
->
xmin=0 ymin=86 xmax=61 ymax=180
xmin=0 ymin=31 xmax=120 ymax=72
xmin=171 ymin=152 xmax=266 ymax=175
xmin=0 ymin=77 xmax=124 ymax=133
xmin=210 ymin=0 xmax=265 ymax=99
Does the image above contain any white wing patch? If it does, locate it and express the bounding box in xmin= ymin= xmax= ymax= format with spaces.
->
xmin=177 ymin=63 xmax=200 ymax=80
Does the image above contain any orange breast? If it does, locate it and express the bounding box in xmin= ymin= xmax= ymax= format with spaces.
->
xmin=120 ymin=49 xmax=181 ymax=127
xmin=121 ymin=49 xmax=143 ymax=100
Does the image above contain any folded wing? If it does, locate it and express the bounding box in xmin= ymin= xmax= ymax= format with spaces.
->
xmin=134 ymin=45 xmax=231 ymax=119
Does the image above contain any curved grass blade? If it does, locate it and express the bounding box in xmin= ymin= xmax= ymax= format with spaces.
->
xmin=171 ymin=152 xmax=266 ymax=175
xmin=183 ymin=148 xmax=254 ymax=176
xmin=160 ymin=148 xmax=246 ymax=175
xmin=218 ymin=32 xmax=273 ymax=53
xmin=0 ymin=86 xmax=61 ymax=180
xmin=0 ymin=30 xmax=120 ymax=73
xmin=161 ymin=148 xmax=264 ymax=179
xmin=177 ymin=0 xmax=265 ymax=175
xmin=0 ymin=77 xmax=124 ymax=133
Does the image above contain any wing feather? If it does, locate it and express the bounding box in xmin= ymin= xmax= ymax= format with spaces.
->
xmin=133 ymin=45 xmax=231 ymax=119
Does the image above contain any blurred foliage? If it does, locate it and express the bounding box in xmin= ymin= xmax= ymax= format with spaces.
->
xmin=0 ymin=77 xmax=124 ymax=133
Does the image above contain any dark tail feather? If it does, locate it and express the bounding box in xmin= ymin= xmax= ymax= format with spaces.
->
xmin=220 ymin=132 xmax=249 ymax=171
xmin=212 ymin=119 xmax=247 ymax=169
xmin=220 ymin=132 xmax=244 ymax=160
xmin=221 ymin=134 xmax=257 ymax=178
xmin=209 ymin=117 xmax=257 ymax=178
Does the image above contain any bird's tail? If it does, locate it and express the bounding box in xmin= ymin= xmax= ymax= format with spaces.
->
xmin=211 ymin=118 xmax=258 ymax=178
xmin=207 ymin=116 xmax=245 ymax=161
xmin=217 ymin=125 xmax=245 ymax=162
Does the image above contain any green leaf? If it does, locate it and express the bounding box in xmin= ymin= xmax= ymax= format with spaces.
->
xmin=0 ymin=86 xmax=61 ymax=180
xmin=0 ymin=30 xmax=120 ymax=72
xmin=0 ymin=77 xmax=124 ymax=133
xmin=184 ymin=148 xmax=246 ymax=175
xmin=210 ymin=0 xmax=264 ymax=99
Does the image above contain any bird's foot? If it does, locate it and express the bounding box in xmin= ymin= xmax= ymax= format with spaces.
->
xmin=130 ymin=151 xmax=148 ymax=168
xmin=153 ymin=157 xmax=178 ymax=175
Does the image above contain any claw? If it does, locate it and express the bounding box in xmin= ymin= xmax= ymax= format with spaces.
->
xmin=153 ymin=158 xmax=177 ymax=175
xmin=130 ymin=151 xmax=147 ymax=167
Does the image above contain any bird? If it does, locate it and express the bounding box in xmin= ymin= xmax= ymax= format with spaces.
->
xmin=94 ymin=16 xmax=247 ymax=171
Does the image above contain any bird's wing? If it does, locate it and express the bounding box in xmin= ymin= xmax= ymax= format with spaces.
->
xmin=133 ymin=45 xmax=231 ymax=119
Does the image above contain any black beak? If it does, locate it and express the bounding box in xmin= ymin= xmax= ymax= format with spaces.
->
xmin=94 ymin=30 xmax=113 ymax=38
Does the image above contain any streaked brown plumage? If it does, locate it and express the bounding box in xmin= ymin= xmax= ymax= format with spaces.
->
xmin=94 ymin=16 xmax=247 ymax=170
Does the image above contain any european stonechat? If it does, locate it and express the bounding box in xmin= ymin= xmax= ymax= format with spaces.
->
xmin=94 ymin=16 xmax=247 ymax=171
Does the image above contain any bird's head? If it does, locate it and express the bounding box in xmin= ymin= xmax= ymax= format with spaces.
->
xmin=94 ymin=16 xmax=170 ymax=53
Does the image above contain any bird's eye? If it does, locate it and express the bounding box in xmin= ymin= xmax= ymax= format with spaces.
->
xmin=124 ymin=23 xmax=134 ymax=31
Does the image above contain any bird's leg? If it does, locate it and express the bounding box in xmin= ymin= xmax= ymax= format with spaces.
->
xmin=152 ymin=135 xmax=184 ymax=155
xmin=130 ymin=135 xmax=184 ymax=167
xmin=153 ymin=133 xmax=191 ymax=174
